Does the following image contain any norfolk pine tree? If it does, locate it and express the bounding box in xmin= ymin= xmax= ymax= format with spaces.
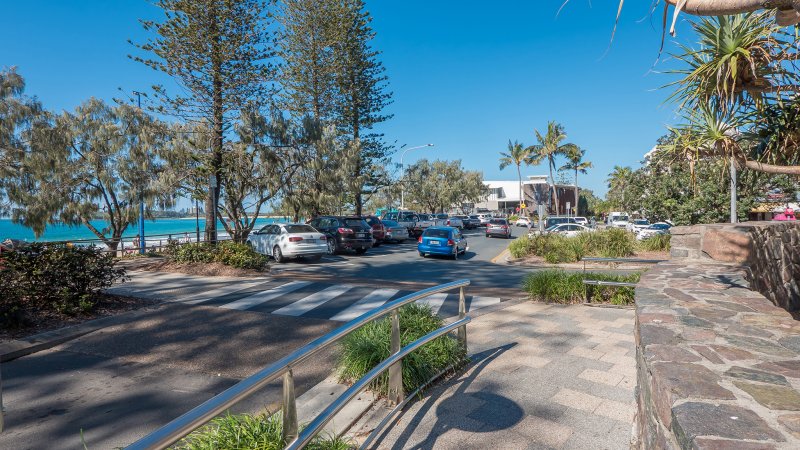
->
xmin=130 ymin=0 xmax=277 ymax=242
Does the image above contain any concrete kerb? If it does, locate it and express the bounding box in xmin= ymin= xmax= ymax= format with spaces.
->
xmin=0 ymin=304 xmax=163 ymax=362
xmin=504 ymin=256 xmax=655 ymax=271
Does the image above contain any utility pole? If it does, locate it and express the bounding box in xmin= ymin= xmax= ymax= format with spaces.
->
xmin=133 ymin=91 xmax=146 ymax=254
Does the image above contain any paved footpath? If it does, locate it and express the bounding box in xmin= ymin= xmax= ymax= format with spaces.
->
xmin=358 ymin=302 xmax=637 ymax=450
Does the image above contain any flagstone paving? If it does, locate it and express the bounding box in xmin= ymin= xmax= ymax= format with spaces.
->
xmin=356 ymin=302 xmax=637 ymax=449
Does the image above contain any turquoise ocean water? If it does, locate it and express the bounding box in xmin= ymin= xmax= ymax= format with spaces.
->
xmin=0 ymin=217 xmax=287 ymax=243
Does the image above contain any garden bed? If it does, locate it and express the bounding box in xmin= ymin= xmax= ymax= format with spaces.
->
xmin=120 ymin=258 xmax=270 ymax=277
xmin=523 ymin=270 xmax=641 ymax=305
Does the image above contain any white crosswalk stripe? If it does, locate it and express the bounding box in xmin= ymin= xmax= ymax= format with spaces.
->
xmin=221 ymin=281 xmax=313 ymax=310
xmin=329 ymin=288 xmax=399 ymax=322
xmin=271 ymin=284 xmax=355 ymax=317
xmin=415 ymin=293 xmax=449 ymax=315
xmin=179 ymin=281 xmax=269 ymax=305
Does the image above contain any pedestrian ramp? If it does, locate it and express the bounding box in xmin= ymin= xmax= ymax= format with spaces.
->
xmin=112 ymin=273 xmax=504 ymax=322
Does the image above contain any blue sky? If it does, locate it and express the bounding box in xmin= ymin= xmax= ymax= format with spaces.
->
xmin=1 ymin=1 xmax=696 ymax=197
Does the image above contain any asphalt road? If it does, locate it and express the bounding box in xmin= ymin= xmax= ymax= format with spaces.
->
xmin=271 ymin=227 xmax=534 ymax=290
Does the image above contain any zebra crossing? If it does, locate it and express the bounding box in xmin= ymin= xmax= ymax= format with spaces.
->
xmin=110 ymin=271 xmax=504 ymax=322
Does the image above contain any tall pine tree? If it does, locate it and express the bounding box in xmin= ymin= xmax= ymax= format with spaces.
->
xmin=130 ymin=0 xmax=277 ymax=242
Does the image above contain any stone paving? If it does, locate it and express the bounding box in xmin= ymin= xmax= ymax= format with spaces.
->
xmin=358 ymin=301 xmax=637 ymax=449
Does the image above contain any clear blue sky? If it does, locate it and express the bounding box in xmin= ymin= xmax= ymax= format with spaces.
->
xmin=1 ymin=0 xmax=696 ymax=197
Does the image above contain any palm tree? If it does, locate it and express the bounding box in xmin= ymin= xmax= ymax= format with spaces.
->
xmin=606 ymin=165 xmax=633 ymax=210
xmin=498 ymin=140 xmax=529 ymax=214
xmin=559 ymin=146 xmax=593 ymax=215
xmin=527 ymin=121 xmax=575 ymax=215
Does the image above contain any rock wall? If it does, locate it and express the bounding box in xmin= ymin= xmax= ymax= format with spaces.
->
xmin=670 ymin=222 xmax=800 ymax=312
xmin=635 ymin=222 xmax=800 ymax=449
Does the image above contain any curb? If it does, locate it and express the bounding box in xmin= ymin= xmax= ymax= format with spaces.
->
xmin=503 ymin=258 xmax=654 ymax=271
xmin=0 ymin=304 xmax=162 ymax=362
xmin=490 ymin=248 xmax=510 ymax=264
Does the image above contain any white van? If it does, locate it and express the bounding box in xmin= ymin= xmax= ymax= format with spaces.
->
xmin=608 ymin=212 xmax=630 ymax=229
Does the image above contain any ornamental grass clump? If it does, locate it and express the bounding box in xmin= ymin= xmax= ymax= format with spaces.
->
xmin=170 ymin=241 xmax=268 ymax=270
xmin=508 ymin=228 xmax=638 ymax=263
xmin=337 ymin=303 xmax=466 ymax=396
xmin=173 ymin=412 xmax=356 ymax=450
xmin=523 ymin=270 xmax=641 ymax=305
xmin=637 ymin=234 xmax=671 ymax=252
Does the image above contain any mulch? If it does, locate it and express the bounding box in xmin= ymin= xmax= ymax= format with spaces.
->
xmin=0 ymin=294 xmax=160 ymax=342
xmin=120 ymin=258 xmax=270 ymax=277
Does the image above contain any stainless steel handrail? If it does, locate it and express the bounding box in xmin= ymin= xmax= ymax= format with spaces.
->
xmin=286 ymin=317 xmax=470 ymax=450
xmin=126 ymin=279 xmax=471 ymax=450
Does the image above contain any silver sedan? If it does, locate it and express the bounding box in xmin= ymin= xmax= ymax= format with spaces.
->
xmin=381 ymin=220 xmax=409 ymax=243
xmin=247 ymin=223 xmax=328 ymax=263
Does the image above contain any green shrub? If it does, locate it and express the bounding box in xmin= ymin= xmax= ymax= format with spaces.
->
xmin=337 ymin=303 xmax=466 ymax=396
xmin=522 ymin=270 xmax=641 ymax=305
xmin=508 ymin=214 xmax=519 ymax=222
xmin=172 ymin=241 xmax=268 ymax=270
xmin=173 ymin=412 xmax=355 ymax=450
xmin=0 ymin=243 xmax=127 ymax=326
xmin=507 ymin=228 xmax=636 ymax=263
xmin=509 ymin=235 xmax=534 ymax=258
xmin=637 ymin=234 xmax=671 ymax=252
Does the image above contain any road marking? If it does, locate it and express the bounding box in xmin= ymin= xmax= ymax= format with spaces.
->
xmin=469 ymin=296 xmax=501 ymax=311
xmin=490 ymin=247 xmax=511 ymax=264
xmin=329 ymin=288 xmax=400 ymax=322
xmin=272 ymin=284 xmax=355 ymax=316
xmin=220 ymin=281 xmax=313 ymax=310
xmin=179 ymin=280 xmax=268 ymax=305
xmin=415 ymin=293 xmax=449 ymax=315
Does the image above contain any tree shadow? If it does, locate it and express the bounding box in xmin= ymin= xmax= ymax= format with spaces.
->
xmin=367 ymin=343 xmax=524 ymax=450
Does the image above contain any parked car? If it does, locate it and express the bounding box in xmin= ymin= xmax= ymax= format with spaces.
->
xmin=515 ymin=217 xmax=532 ymax=227
xmin=608 ymin=212 xmax=630 ymax=229
xmin=573 ymin=216 xmax=588 ymax=226
xmin=468 ymin=215 xmax=481 ymax=227
xmin=477 ymin=213 xmax=493 ymax=226
xmin=453 ymin=215 xmax=476 ymax=229
xmin=414 ymin=214 xmax=436 ymax=234
xmin=362 ymin=215 xmax=386 ymax=247
xmin=248 ymin=223 xmax=328 ymax=263
xmin=417 ymin=226 xmax=468 ymax=260
xmin=485 ymin=218 xmax=513 ymax=238
xmin=637 ymin=222 xmax=671 ymax=240
xmin=543 ymin=216 xmax=576 ymax=229
xmin=308 ymin=216 xmax=373 ymax=254
xmin=382 ymin=211 xmax=419 ymax=236
xmin=381 ymin=220 xmax=408 ymax=243
xmin=435 ymin=214 xmax=463 ymax=229
xmin=627 ymin=219 xmax=650 ymax=233
xmin=545 ymin=223 xmax=593 ymax=238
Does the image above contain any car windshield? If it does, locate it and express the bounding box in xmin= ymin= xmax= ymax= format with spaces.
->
xmin=382 ymin=220 xmax=399 ymax=227
xmin=634 ymin=220 xmax=649 ymax=225
xmin=436 ymin=214 xmax=448 ymax=219
xmin=285 ymin=225 xmax=316 ymax=233
xmin=651 ymin=223 xmax=670 ymax=230
xmin=399 ymin=212 xmax=414 ymax=220
xmin=423 ymin=229 xmax=450 ymax=238
xmin=418 ymin=214 xmax=430 ymax=220
xmin=343 ymin=219 xmax=366 ymax=227
xmin=545 ymin=225 xmax=560 ymax=231
xmin=469 ymin=215 xmax=479 ymax=219
xmin=490 ymin=219 xmax=507 ymax=225
xmin=615 ymin=216 xmax=629 ymax=221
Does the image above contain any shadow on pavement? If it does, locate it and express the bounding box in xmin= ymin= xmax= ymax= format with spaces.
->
xmin=369 ymin=343 xmax=521 ymax=449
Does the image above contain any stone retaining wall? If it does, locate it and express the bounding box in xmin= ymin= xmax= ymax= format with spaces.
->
xmin=635 ymin=222 xmax=800 ymax=449
xmin=670 ymin=222 xmax=800 ymax=312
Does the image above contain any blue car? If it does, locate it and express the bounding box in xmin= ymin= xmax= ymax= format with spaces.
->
xmin=417 ymin=226 xmax=468 ymax=260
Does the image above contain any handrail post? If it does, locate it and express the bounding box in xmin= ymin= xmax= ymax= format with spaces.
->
xmin=282 ymin=369 xmax=298 ymax=443
xmin=458 ymin=286 xmax=467 ymax=352
xmin=388 ymin=310 xmax=403 ymax=405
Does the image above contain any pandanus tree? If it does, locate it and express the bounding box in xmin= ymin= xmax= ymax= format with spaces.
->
xmin=560 ymin=146 xmax=593 ymax=215
xmin=527 ymin=122 xmax=576 ymax=215
xmin=498 ymin=140 xmax=530 ymax=214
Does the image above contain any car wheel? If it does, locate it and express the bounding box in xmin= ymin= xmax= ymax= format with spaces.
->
xmin=355 ymin=248 xmax=367 ymax=255
xmin=327 ymin=239 xmax=337 ymax=255
xmin=419 ymin=251 xmax=425 ymax=257
xmin=273 ymin=246 xmax=286 ymax=263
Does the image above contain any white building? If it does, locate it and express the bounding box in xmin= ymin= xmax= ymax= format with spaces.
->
xmin=476 ymin=175 xmax=552 ymax=213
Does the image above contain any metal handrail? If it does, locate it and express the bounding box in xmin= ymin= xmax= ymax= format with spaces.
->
xmin=286 ymin=317 xmax=470 ymax=450
xmin=126 ymin=279 xmax=471 ymax=450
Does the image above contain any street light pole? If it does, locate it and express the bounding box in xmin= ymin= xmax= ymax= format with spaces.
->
xmin=134 ymin=91 xmax=146 ymax=254
xmin=400 ymin=144 xmax=434 ymax=210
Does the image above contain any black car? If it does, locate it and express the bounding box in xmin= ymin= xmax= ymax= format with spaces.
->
xmin=308 ymin=216 xmax=374 ymax=255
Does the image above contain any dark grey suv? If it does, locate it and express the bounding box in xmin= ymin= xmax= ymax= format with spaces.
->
xmin=308 ymin=216 xmax=374 ymax=254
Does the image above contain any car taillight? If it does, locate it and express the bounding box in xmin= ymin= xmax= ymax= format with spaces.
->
xmin=501 ymin=225 xmax=508 ymax=229
xmin=447 ymin=239 xmax=455 ymax=245
xmin=319 ymin=235 xmax=326 ymax=240
xmin=417 ymin=236 xmax=422 ymax=243
xmin=338 ymin=228 xmax=354 ymax=234
xmin=289 ymin=236 xmax=303 ymax=242
xmin=446 ymin=220 xmax=451 ymax=225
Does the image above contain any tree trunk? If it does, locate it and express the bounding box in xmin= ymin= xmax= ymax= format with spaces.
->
xmin=549 ymin=162 xmax=559 ymax=215
xmin=517 ymin=165 xmax=523 ymax=216
xmin=744 ymin=159 xmax=800 ymax=175
xmin=666 ymin=0 xmax=794 ymax=16
xmin=574 ymin=168 xmax=579 ymax=216
xmin=206 ymin=8 xmax=223 ymax=244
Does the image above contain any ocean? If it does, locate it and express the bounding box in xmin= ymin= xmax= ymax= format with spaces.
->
xmin=0 ymin=217 xmax=288 ymax=244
